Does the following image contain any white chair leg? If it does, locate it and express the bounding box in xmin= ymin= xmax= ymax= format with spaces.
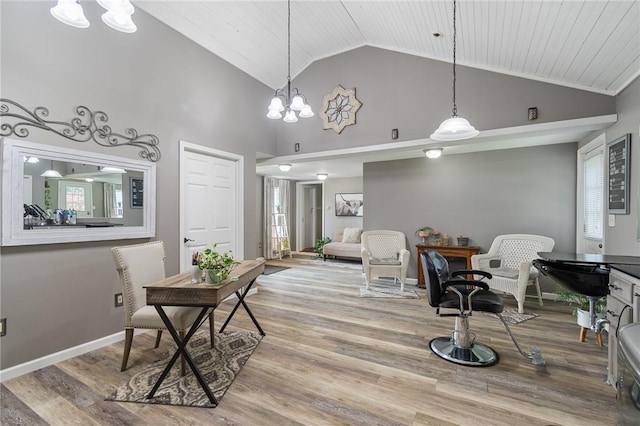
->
xmin=534 ymin=279 xmax=544 ymax=307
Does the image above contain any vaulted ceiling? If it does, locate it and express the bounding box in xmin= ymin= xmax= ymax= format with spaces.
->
xmin=136 ymin=0 xmax=640 ymax=96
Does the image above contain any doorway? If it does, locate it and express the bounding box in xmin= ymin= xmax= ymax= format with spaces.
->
xmin=179 ymin=140 xmax=244 ymax=270
xmin=295 ymin=181 xmax=324 ymax=252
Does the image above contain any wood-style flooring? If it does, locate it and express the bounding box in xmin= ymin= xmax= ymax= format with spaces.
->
xmin=1 ymin=257 xmax=618 ymax=425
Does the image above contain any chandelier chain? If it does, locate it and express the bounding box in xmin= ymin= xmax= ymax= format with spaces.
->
xmin=287 ymin=0 xmax=291 ymax=83
xmin=452 ymin=0 xmax=458 ymax=117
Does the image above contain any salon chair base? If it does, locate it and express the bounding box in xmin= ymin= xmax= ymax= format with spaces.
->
xmin=429 ymin=337 xmax=499 ymax=367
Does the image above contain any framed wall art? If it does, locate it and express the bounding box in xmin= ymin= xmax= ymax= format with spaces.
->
xmin=130 ymin=177 xmax=144 ymax=209
xmin=608 ymin=133 xmax=631 ymax=214
xmin=335 ymin=193 xmax=363 ymax=217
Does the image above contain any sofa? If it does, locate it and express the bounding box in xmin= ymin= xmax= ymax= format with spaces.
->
xmin=322 ymin=228 xmax=363 ymax=260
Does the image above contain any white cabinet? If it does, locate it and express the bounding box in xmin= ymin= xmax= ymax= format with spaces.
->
xmin=271 ymin=213 xmax=291 ymax=259
xmin=607 ymin=268 xmax=636 ymax=387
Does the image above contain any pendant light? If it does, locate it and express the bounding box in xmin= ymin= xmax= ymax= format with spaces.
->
xmin=430 ymin=0 xmax=479 ymax=141
xmin=41 ymin=160 xmax=63 ymax=178
xmin=266 ymin=0 xmax=314 ymax=123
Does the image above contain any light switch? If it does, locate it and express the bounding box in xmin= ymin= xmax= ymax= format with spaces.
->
xmin=608 ymin=214 xmax=616 ymax=227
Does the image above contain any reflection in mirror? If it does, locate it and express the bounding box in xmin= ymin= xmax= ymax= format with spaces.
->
xmin=2 ymin=138 xmax=156 ymax=246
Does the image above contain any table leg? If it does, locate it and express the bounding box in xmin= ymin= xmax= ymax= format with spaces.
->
xmin=147 ymin=306 xmax=218 ymax=405
xmin=219 ymin=278 xmax=265 ymax=336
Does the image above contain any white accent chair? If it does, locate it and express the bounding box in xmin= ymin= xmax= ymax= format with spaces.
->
xmin=471 ymin=234 xmax=555 ymax=313
xmin=111 ymin=241 xmax=213 ymax=374
xmin=361 ymin=230 xmax=410 ymax=292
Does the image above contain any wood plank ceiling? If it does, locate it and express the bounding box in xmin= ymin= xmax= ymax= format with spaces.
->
xmin=135 ymin=0 xmax=640 ymax=96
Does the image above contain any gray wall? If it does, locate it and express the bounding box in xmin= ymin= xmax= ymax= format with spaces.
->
xmin=0 ymin=1 xmax=276 ymax=369
xmin=323 ymin=177 xmax=364 ymax=240
xmin=600 ymin=77 xmax=640 ymax=256
xmin=273 ymin=46 xmax=616 ymax=157
xmin=363 ymin=143 xmax=578 ymax=285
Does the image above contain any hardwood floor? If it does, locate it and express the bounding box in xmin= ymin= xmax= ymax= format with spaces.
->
xmin=2 ymin=258 xmax=618 ymax=425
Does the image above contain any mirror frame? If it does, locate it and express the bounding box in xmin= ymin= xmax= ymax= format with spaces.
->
xmin=1 ymin=138 xmax=156 ymax=246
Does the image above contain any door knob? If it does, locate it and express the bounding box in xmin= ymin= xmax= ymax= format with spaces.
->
xmin=184 ymin=237 xmax=194 ymax=244
xmin=598 ymin=243 xmax=603 ymax=248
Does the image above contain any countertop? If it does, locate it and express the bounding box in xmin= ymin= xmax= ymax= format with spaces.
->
xmin=610 ymin=264 xmax=640 ymax=280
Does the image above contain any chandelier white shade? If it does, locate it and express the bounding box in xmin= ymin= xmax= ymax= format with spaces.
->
xmin=316 ymin=173 xmax=328 ymax=180
xmin=266 ymin=0 xmax=314 ymax=123
xmin=278 ymin=164 xmax=292 ymax=172
xmin=424 ymin=148 xmax=443 ymax=159
xmin=430 ymin=117 xmax=479 ymax=141
xmin=430 ymin=0 xmax=478 ymax=142
xmin=41 ymin=160 xmax=62 ymax=178
xmin=50 ymin=0 xmax=90 ymax=28
xmin=51 ymin=0 xmax=137 ymax=33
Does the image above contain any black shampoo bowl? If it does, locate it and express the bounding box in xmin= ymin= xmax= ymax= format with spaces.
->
xmin=532 ymin=259 xmax=609 ymax=297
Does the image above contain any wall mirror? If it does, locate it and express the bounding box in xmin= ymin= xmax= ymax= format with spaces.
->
xmin=2 ymin=138 xmax=156 ymax=246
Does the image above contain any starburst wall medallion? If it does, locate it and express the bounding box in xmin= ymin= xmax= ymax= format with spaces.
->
xmin=318 ymin=85 xmax=362 ymax=134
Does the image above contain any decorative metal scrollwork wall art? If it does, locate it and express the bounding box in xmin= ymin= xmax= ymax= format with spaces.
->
xmin=0 ymin=98 xmax=160 ymax=162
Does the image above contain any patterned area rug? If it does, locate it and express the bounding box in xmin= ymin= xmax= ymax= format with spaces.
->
xmin=359 ymin=281 xmax=419 ymax=299
xmin=107 ymin=330 xmax=262 ymax=408
xmin=479 ymin=307 xmax=539 ymax=324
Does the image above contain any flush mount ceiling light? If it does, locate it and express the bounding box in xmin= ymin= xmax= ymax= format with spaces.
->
xmin=41 ymin=160 xmax=63 ymax=178
xmin=316 ymin=173 xmax=328 ymax=181
xmin=424 ymin=148 xmax=443 ymax=159
xmin=51 ymin=0 xmax=137 ymax=33
xmin=278 ymin=164 xmax=292 ymax=172
xmin=430 ymin=0 xmax=479 ymax=142
xmin=266 ymin=0 xmax=314 ymax=123
xmin=23 ymin=156 xmax=40 ymax=163
xmin=100 ymin=166 xmax=126 ymax=173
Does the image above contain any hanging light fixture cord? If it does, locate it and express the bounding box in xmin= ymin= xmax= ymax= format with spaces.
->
xmin=287 ymin=0 xmax=292 ymax=103
xmin=451 ymin=0 xmax=458 ymax=117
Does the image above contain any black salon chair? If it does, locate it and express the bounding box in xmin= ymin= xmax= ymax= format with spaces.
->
xmin=421 ymin=250 xmax=545 ymax=366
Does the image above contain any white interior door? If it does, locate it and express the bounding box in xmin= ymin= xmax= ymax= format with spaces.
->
xmin=577 ymin=133 xmax=605 ymax=254
xmin=180 ymin=141 xmax=244 ymax=270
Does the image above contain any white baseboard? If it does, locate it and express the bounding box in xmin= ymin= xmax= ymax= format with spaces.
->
xmin=0 ymin=288 xmax=259 ymax=382
xmin=0 ymin=330 xmax=127 ymax=383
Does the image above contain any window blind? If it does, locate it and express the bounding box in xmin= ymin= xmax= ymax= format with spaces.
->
xmin=583 ymin=148 xmax=604 ymax=240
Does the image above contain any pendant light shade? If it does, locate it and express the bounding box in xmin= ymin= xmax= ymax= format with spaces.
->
xmin=430 ymin=116 xmax=479 ymax=141
xmin=41 ymin=160 xmax=63 ymax=178
xmin=430 ymin=0 xmax=479 ymax=142
xmin=50 ymin=0 xmax=90 ymax=29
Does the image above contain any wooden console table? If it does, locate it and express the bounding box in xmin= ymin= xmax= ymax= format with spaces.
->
xmin=416 ymin=245 xmax=480 ymax=288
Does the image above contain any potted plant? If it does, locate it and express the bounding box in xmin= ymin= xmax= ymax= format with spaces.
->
xmin=415 ymin=226 xmax=434 ymax=244
xmin=554 ymin=286 xmax=606 ymax=328
xmin=197 ymin=243 xmax=240 ymax=285
xmin=314 ymin=236 xmax=331 ymax=257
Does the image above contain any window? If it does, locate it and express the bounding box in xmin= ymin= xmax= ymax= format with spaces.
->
xmin=583 ymin=148 xmax=603 ymax=240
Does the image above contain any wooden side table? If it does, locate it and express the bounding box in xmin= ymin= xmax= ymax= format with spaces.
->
xmin=416 ymin=245 xmax=480 ymax=288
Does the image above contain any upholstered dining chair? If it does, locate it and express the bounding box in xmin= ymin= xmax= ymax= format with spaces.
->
xmin=421 ymin=250 xmax=545 ymax=367
xmin=111 ymin=240 xmax=213 ymax=374
xmin=471 ymin=234 xmax=555 ymax=313
xmin=361 ymin=230 xmax=410 ymax=292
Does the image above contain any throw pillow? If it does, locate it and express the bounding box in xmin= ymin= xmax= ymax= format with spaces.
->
xmin=342 ymin=227 xmax=362 ymax=243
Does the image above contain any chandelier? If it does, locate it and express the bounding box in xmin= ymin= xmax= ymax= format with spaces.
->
xmin=50 ymin=0 xmax=137 ymax=33
xmin=266 ymin=0 xmax=314 ymax=123
xmin=430 ymin=0 xmax=478 ymax=141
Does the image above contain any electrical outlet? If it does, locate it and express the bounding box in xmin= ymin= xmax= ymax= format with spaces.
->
xmin=294 ymin=143 xmax=300 ymax=152
xmin=391 ymin=128 xmax=399 ymax=139
xmin=114 ymin=293 xmax=123 ymax=307
xmin=609 ymin=214 xmax=616 ymax=227
xmin=0 ymin=318 xmax=6 ymax=337
xmin=528 ymin=107 xmax=538 ymax=120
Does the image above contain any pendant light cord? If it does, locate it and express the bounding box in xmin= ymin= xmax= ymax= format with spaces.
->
xmin=451 ymin=0 xmax=458 ymax=117
xmin=286 ymin=0 xmax=292 ymax=102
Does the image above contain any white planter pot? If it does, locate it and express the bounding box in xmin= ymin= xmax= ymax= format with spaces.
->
xmin=576 ymin=309 xmax=605 ymax=329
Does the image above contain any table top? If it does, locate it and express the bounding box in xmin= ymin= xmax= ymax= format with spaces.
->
xmin=145 ymin=259 xmax=265 ymax=307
